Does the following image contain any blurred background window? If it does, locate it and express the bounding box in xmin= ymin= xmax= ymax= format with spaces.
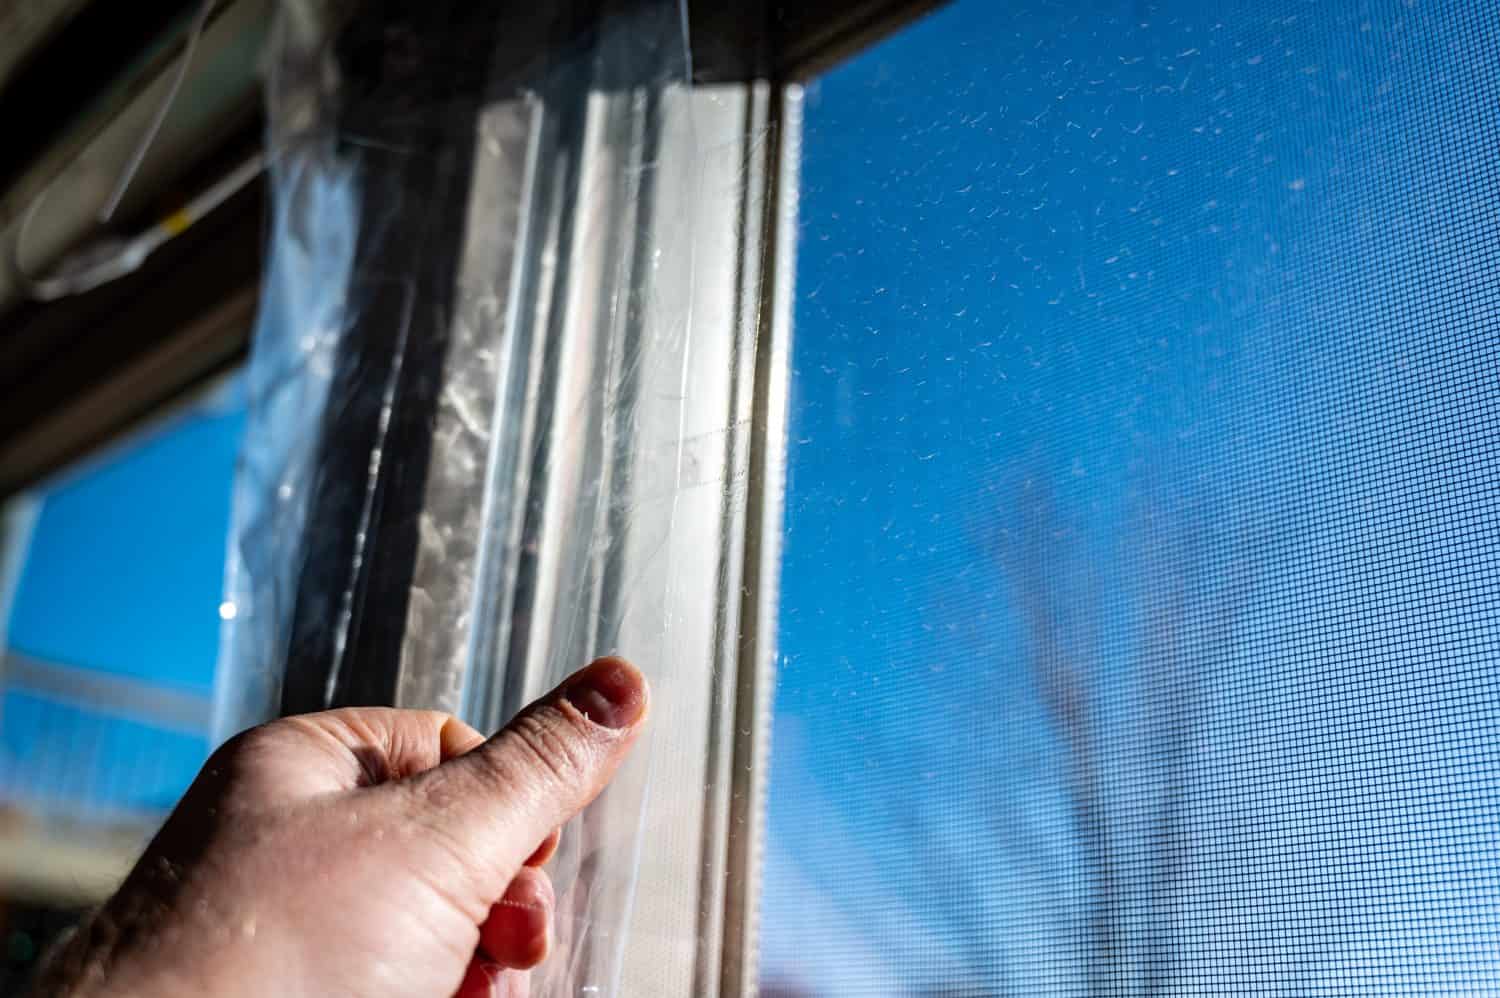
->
xmin=762 ymin=0 xmax=1500 ymax=994
xmin=0 ymin=376 xmax=243 ymax=989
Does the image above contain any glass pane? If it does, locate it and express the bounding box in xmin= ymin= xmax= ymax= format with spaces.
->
xmin=2 ymin=380 xmax=244 ymax=823
xmin=764 ymin=1 xmax=1500 ymax=994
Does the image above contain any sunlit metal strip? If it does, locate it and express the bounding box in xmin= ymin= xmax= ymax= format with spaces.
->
xmin=451 ymin=79 xmax=801 ymax=996
xmin=2 ymin=652 xmax=213 ymax=734
xmin=719 ymin=82 xmax=801 ymax=998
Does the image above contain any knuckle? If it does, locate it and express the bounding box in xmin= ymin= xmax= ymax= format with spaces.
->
xmin=229 ymin=716 xmax=323 ymax=761
xmin=207 ymin=720 xmax=284 ymax=775
xmin=219 ymin=720 xmax=278 ymax=757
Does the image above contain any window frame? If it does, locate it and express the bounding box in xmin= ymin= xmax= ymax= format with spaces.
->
xmin=0 ymin=2 xmax=948 ymax=991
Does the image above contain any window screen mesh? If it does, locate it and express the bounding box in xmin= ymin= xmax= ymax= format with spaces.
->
xmin=761 ymin=1 xmax=1500 ymax=994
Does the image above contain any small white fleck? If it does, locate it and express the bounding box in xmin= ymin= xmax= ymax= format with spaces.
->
xmin=1287 ymin=178 xmax=1306 ymax=191
xmin=218 ymin=601 xmax=238 ymax=621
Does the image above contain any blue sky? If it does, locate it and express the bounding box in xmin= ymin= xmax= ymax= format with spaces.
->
xmin=762 ymin=0 xmax=1500 ymax=993
xmin=8 ymin=396 xmax=243 ymax=691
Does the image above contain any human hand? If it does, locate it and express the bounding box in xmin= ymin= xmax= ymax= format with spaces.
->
xmin=34 ymin=657 xmax=649 ymax=998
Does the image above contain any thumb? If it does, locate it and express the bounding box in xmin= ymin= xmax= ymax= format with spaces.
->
xmin=395 ymin=657 xmax=649 ymax=912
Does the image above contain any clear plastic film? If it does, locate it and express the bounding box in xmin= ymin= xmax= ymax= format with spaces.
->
xmin=218 ymin=1 xmax=794 ymax=994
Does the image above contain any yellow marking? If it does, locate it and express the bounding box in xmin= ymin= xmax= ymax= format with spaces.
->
xmin=161 ymin=208 xmax=194 ymax=236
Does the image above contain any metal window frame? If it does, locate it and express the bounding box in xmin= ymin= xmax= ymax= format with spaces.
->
xmin=249 ymin=5 xmax=804 ymax=989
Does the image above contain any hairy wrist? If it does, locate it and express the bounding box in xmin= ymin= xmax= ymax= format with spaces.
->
xmin=30 ymin=858 xmax=224 ymax=998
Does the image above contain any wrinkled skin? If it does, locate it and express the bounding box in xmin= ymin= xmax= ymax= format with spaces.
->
xmin=34 ymin=657 xmax=649 ymax=998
